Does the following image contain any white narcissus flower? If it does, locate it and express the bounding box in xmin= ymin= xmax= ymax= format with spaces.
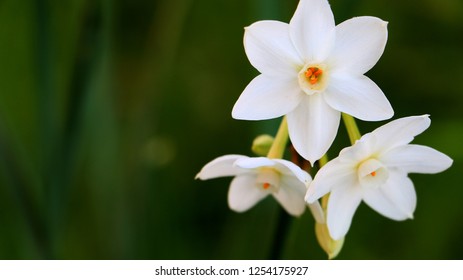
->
xmin=305 ymin=115 xmax=453 ymax=240
xmin=232 ymin=0 xmax=393 ymax=165
xmin=196 ymin=155 xmax=311 ymax=216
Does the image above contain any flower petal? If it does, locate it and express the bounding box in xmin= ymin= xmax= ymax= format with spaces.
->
xmin=196 ymin=155 xmax=248 ymax=180
xmin=287 ymin=94 xmax=341 ymax=165
xmin=234 ymin=156 xmax=275 ymax=169
xmin=289 ymin=0 xmax=336 ymax=61
xmin=324 ymin=75 xmax=393 ymax=121
xmin=228 ymin=174 xmax=268 ymax=212
xmin=362 ymin=170 xmax=416 ymax=220
xmin=382 ymin=144 xmax=453 ymax=174
xmin=273 ymin=176 xmax=307 ymax=216
xmin=372 ymin=115 xmax=431 ymax=152
xmin=273 ymin=159 xmax=312 ymax=185
xmin=232 ymin=74 xmax=303 ymax=120
xmin=306 ymin=158 xmax=356 ymax=203
xmin=337 ymin=134 xmax=376 ymax=163
xmin=244 ymin=20 xmax=302 ymax=77
xmin=327 ymin=185 xmax=362 ymax=240
xmin=329 ymin=16 xmax=388 ymax=75
xmin=308 ymin=201 xmax=325 ymax=224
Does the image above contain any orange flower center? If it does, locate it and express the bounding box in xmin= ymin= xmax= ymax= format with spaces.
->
xmin=305 ymin=67 xmax=323 ymax=85
xmin=370 ymin=171 xmax=377 ymax=177
xmin=263 ymin=183 xmax=270 ymax=190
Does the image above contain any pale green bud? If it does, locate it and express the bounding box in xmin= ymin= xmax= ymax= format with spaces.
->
xmin=251 ymin=134 xmax=274 ymax=156
xmin=315 ymin=222 xmax=344 ymax=259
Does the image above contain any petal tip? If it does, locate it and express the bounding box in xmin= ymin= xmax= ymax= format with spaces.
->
xmin=441 ymin=155 xmax=454 ymax=171
xmin=285 ymin=205 xmax=306 ymax=217
xmin=366 ymin=103 xmax=394 ymax=121
xmin=292 ymin=212 xmax=304 ymax=218
xmin=375 ymin=99 xmax=395 ymax=121
xmin=305 ymin=194 xmax=316 ymax=204
xmin=385 ymin=106 xmax=394 ymax=119
xmin=302 ymin=152 xmax=322 ymax=168
xmin=228 ymin=204 xmax=247 ymax=213
xmin=304 ymin=187 xmax=318 ymax=204
xmin=415 ymin=114 xmax=432 ymax=130
xmin=231 ymin=104 xmax=250 ymax=120
xmin=230 ymin=109 xmax=240 ymax=120
xmin=372 ymin=104 xmax=394 ymax=121
xmin=421 ymin=114 xmax=431 ymax=120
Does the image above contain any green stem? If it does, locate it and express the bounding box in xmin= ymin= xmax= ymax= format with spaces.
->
xmin=341 ymin=113 xmax=361 ymax=145
xmin=318 ymin=154 xmax=329 ymax=209
xmin=267 ymin=116 xmax=289 ymax=159
xmin=319 ymin=154 xmax=329 ymax=167
xmin=267 ymin=117 xmax=290 ymax=260
xmin=315 ymin=153 xmax=344 ymax=259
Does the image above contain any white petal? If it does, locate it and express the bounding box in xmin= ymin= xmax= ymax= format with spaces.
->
xmin=228 ymin=174 xmax=268 ymax=212
xmin=329 ymin=16 xmax=388 ymax=75
xmin=327 ymin=185 xmax=362 ymax=240
xmin=337 ymin=134 xmax=376 ymax=163
xmin=272 ymin=176 xmax=307 ymax=216
xmin=372 ymin=115 xmax=431 ymax=152
xmin=244 ymin=20 xmax=302 ymax=77
xmin=306 ymin=158 xmax=356 ymax=202
xmin=362 ymin=170 xmax=416 ymax=220
xmin=234 ymin=156 xmax=275 ymax=169
xmin=196 ymin=155 xmax=248 ymax=180
xmin=287 ymin=94 xmax=341 ymax=165
xmin=289 ymin=0 xmax=336 ymax=61
xmin=324 ymin=75 xmax=393 ymax=121
xmin=382 ymin=144 xmax=453 ymax=174
xmin=272 ymin=159 xmax=312 ymax=185
xmin=307 ymin=201 xmax=325 ymax=224
xmin=232 ymin=74 xmax=303 ymax=120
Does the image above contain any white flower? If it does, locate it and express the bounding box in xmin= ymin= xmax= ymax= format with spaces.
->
xmin=305 ymin=115 xmax=453 ymax=239
xmin=232 ymin=0 xmax=393 ymax=165
xmin=196 ymin=155 xmax=311 ymax=216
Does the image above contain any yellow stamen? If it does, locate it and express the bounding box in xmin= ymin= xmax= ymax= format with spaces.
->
xmin=305 ymin=67 xmax=323 ymax=85
xmin=305 ymin=68 xmax=313 ymax=78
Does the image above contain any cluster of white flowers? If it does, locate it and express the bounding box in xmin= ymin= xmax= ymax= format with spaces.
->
xmin=196 ymin=0 xmax=452 ymax=257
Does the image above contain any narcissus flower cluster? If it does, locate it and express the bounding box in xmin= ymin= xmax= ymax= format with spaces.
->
xmin=196 ymin=0 xmax=452 ymax=258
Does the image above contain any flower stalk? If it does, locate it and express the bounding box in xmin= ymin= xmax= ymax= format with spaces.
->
xmin=315 ymin=154 xmax=344 ymax=259
xmin=342 ymin=113 xmax=361 ymax=144
xmin=266 ymin=116 xmax=291 ymax=260
xmin=267 ymin=117 xmax=289 ymax=159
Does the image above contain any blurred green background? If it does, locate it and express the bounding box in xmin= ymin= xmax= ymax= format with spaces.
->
xmin=0 ymin=0 xmax=461 ymax=259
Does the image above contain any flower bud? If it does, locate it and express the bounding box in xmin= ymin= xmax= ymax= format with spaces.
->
xmin=315 ymin=222 xmax=344 ymax=259
xmin=251 ymin=134 xmax=274 ymax=156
